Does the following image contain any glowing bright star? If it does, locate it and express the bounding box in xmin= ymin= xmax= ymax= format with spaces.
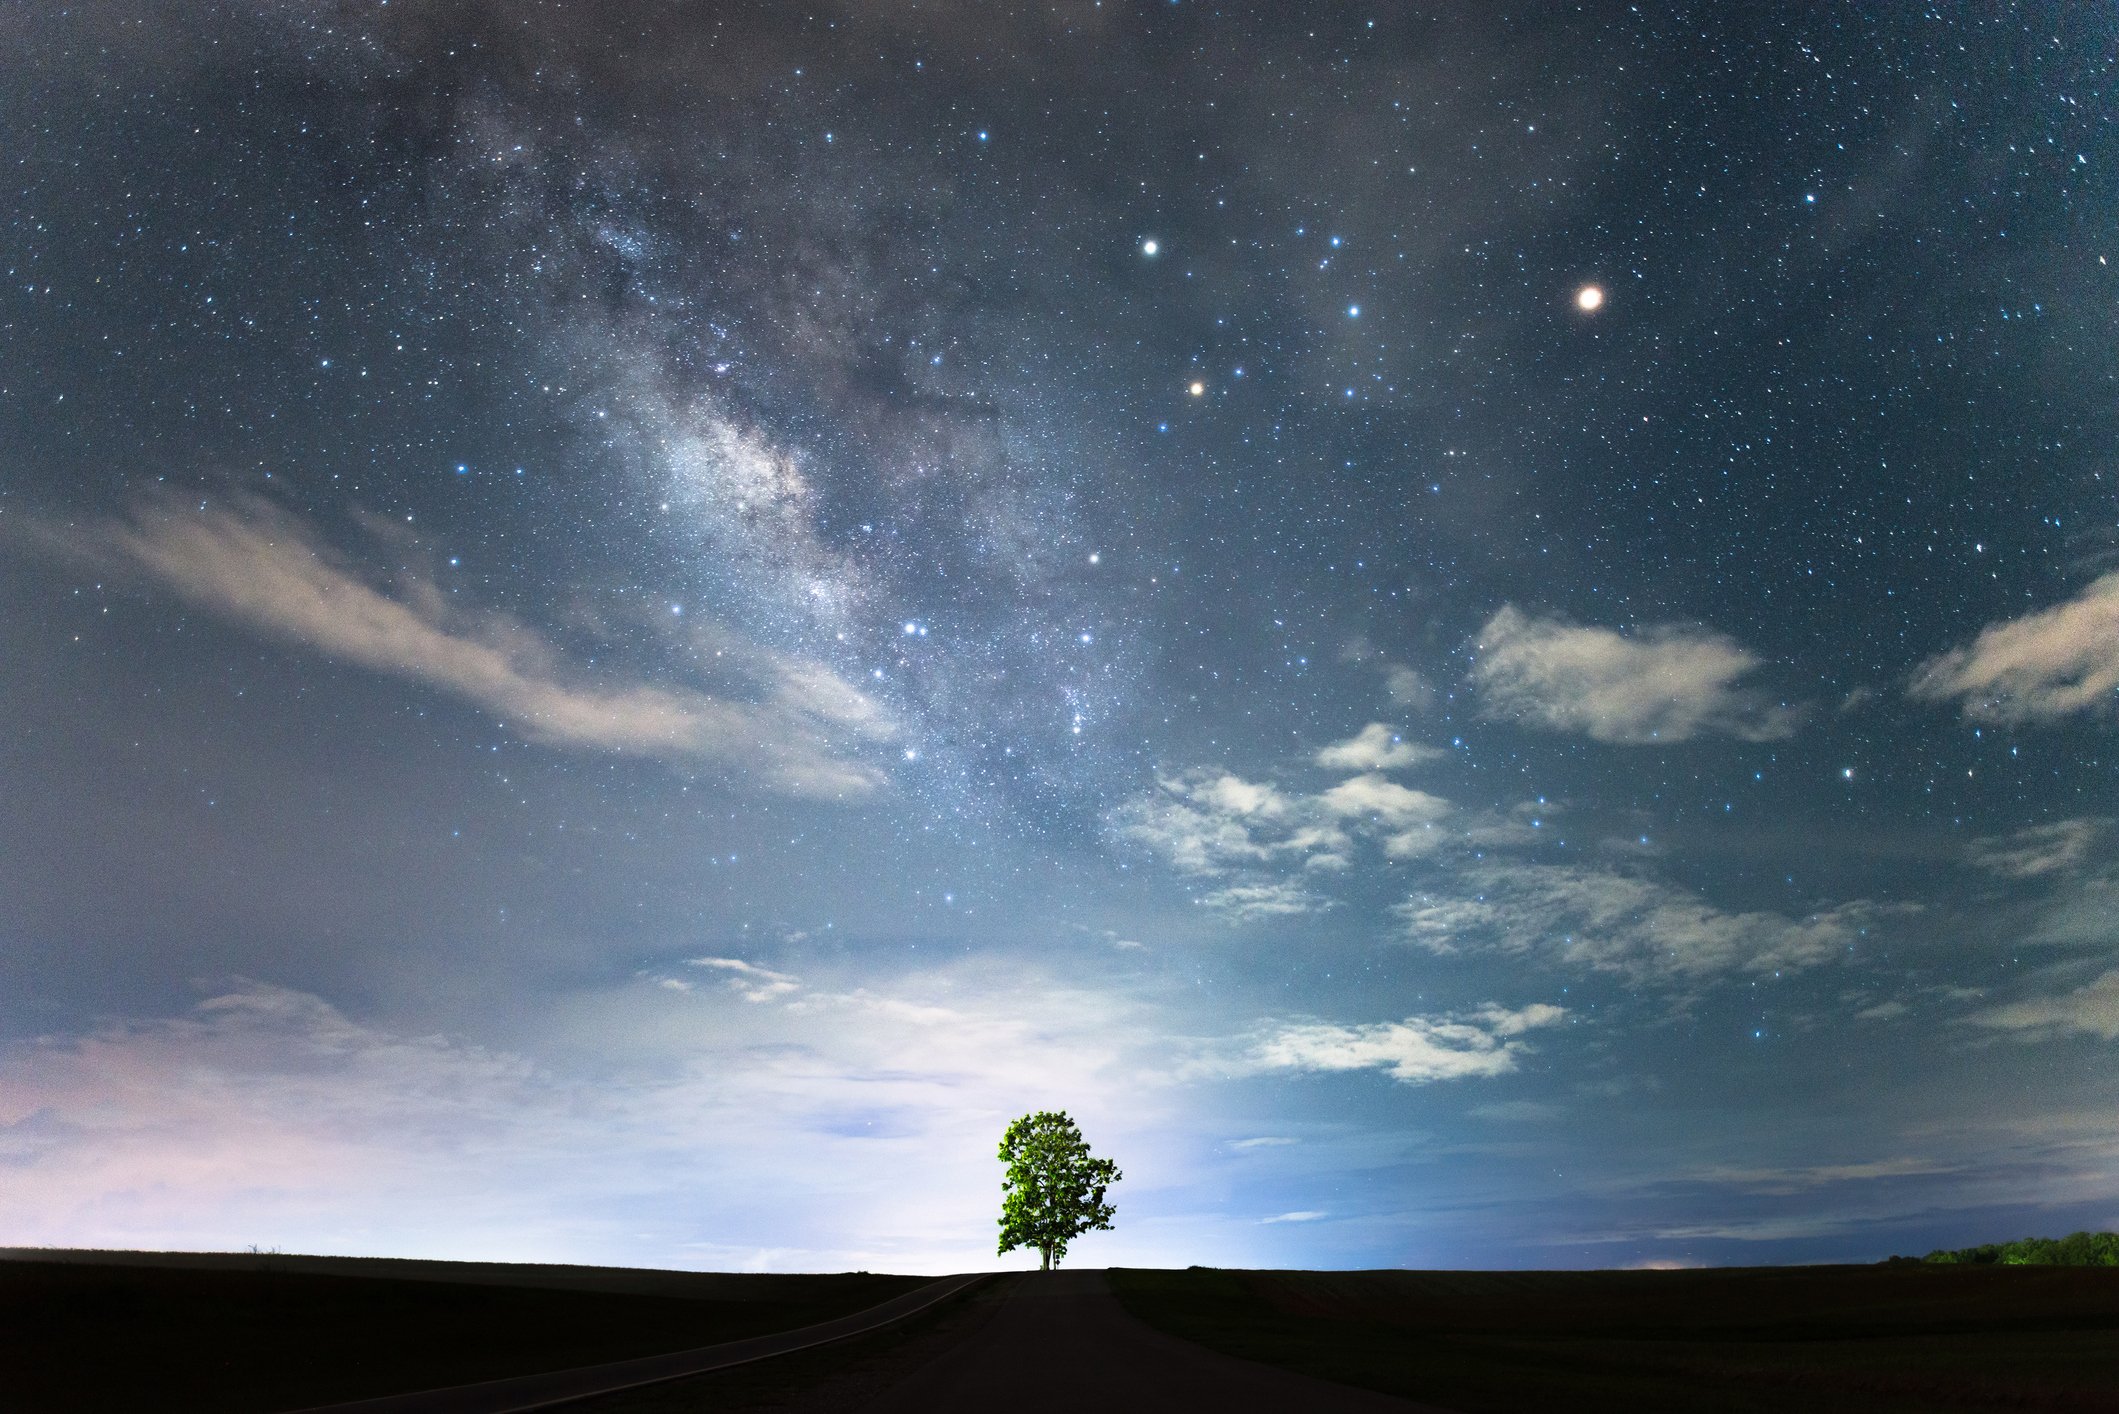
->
xmin=1347 ymin=304 xmax=1360 ymax=318
xmin=1188 ymin=380 xmax=1206 ymax=397
xmin=1141 ymin=238 xmax=1159 ymax=256
xmin=1088 ymin=552 xmax=1101 ymax=564
xmin=1575 ymin=284 xmax=1604 ymax=312
xmin=1841 ymin=767 xmax=1856 ymax=780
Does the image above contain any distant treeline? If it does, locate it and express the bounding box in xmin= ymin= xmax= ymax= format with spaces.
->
xmin=1896 ymin=1231 xmax=2119 ymax=1266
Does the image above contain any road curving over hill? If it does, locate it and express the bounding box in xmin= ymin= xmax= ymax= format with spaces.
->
xmin=282 ymin=1273 xmax=988 ymax=1414
xmin=849 ymin=1268 xmax=1452 ymax=1413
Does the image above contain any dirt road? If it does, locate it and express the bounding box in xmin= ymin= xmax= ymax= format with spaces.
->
xmin=851 ymin=1269 xmax=1449 ymax=1413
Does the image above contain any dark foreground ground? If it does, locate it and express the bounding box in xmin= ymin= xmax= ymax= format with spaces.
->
xmin=1109 ymin=1265 xmax=2119 ymax=1413
xmin=576 ymin=1268 xmax=1437 ymax=1413
xmin=10 ymin=1250 xmax=2119 ymax=1412
xmin=0 ymin=1248 xmax=922 ymax=1413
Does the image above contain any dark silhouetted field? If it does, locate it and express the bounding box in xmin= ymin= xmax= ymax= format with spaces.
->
xmin=0 ymin=1248 xmax=924 ymax=1413
xmin=1110 ymin=1265 xmax=2119 ymax=1412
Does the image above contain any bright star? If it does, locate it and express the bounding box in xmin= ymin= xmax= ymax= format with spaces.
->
xmin=1141 ymin=238 xmax=1159 ymax=256
xmin=1188 ymin=380 xmax=1205 ymax=396
xmin=1575 ymin=284 xmax=1604 ymax=312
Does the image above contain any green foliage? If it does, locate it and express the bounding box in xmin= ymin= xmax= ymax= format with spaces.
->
xmin=996 ymin=1110 xmax=1120 ymax=1270
xmin=1918 ymin=1231 xmax=2119 ymax=1266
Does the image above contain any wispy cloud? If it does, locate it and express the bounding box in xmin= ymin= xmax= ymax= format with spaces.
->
xmin=1470 ymin=605 xmax=1804 ymax=743
xmin=1968 ymin=819 xmax=2105 ymax=879
xmin=690 ymin=957 xmax=803 ymax=1003
xmin=1111 ymin=772 xmax=1332 ymax=876
xmin=1237 ymin=1003 xmax=1566 ymax=1085
xmin=1261 ymin=1210 xmax=1327 ymax=1223
xmin=1196 ymin=881 xmax=1332 ymax=921
xmin=1396 ymin=863 xmax=1910 ymax=983
xmin=1384 ymin=664 xmax=1436 ymax=710
xmin=1686 ymin=1157 xmax=1957 ymax=1195
xmin=1315 ymin=723 xmax=1436 ymax=772
xmin=1467 ymin=1100 xmax=1561 ymax=1122
xmin=25 ymin=493 xmax=893 ymax=798
xmin=1114 ymin=760 xmax=1455 ymax=883
xmin=1970 ymin=970 xmax=2119 ymax=1042
xmin=1910 ymin=573 xmax=2119 ymax=724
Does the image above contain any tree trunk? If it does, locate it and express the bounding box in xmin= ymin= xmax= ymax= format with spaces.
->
xmin=1041 ymin=1245 xmax=1051 ymax=1271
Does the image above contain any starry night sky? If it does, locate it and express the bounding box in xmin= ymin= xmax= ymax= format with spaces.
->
xmin=4 ymin=2 xmax=2118 ymax=1273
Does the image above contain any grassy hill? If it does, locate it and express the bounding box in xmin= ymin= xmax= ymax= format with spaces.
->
xmin=0 ymin=1248 xmax=924 ymax=1414
xmin=1112 ymin=1264 xmax=2119 ymax=1413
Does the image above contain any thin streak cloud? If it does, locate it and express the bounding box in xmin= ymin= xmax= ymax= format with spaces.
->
xmin=30 ymin=494 xmax=894 ymax=799
xmin=1236 ymin=1003 xmax=1567 ymax=1085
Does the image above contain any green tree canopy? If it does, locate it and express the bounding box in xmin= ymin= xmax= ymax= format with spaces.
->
xmin=1919 ymin=1231 xmax=2119 ymax=1266
xmin=997 ymin=1110 xmax=1120 ymax=1270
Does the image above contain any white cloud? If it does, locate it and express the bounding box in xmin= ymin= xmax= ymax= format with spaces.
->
xmin=1196 ymin=881 xmax=1331 ymax=921
xmin=1227 ymin=1136 xmax=1298 ymax=1150
xmin=1967 ymin=819 xmax=2105 ymax=880
xmin=1116 ymin=760 xmax=1469 ymax=919
xmin=1317 ymin=773 xmax=1452 ymax=860
xmin=1469 ymin=1002 xmax=1569 ymax=1036
xmin=1111 ymin=772 xmax=1335 ymax=876
xmin=1317 ymin=773 xmax=1451 ymax=827
xmin=31 ymin=494 xmax=893 ymax=799
xmin=1470 ymin=605 xmax=1804 ymax=743
xmin=1910 ymin=573 xmax=2119 ymax=724
xmin=1384 ymin=664 xmax=1436 ymax=710
xmin=1315 ymin=723 xmax=1436 ymax=772
xmin=1241 ymin=1003 xmax=1565 ymax=1085
xmin=1114 ymin=760 xmax=1457 ymax=884
xmin=1260 ymin=1210 xmax=1326 ymax=1223
xmin=1970 ymin=970 xmax=2119 ymax=1042
xmin=1396 ymin=864 xmax=1910 ymax=982
xmin=690 ymin=957 xmax=802 ymax=1003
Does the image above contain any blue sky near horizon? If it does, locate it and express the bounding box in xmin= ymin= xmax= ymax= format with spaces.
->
xmin=2 ymin=2 xmax=2117 ymax=1274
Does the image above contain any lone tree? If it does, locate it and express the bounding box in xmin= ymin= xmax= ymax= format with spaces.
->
xmin=997 ymin=1110 xmax=1121 ymax=1270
